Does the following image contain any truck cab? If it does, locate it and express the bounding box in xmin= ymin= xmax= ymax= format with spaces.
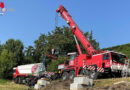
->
xmin=110 ymin=51 xmax=128 ymax=72
xmin=58 ymin=52 xmax=77 ymax=70
xmin=97 ymin=51 xmax=128 ymax=76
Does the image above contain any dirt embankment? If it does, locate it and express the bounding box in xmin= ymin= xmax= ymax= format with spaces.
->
xmin=41 ymin=78 xmax=130 ymax=90
xmin=41 ymin=80 xmax=72 ymax=90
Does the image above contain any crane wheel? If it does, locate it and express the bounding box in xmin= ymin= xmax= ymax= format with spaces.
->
xmin=69 ymin=71 xmax=75 ymax=80
xmin=62 ymin=72 xmax=69 ymax=81
xmin=79 ymin=69 xmax=89 ymax=76
xmin=89 ymin=70 xmax=98 ymax=79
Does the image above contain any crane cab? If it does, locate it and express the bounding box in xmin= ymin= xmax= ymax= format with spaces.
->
xmin=67 ymin=52 xmax=77 ymax=66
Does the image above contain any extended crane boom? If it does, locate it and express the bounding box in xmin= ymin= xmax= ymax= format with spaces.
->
xmin=56 ymin=5 xmax=96 ymax=56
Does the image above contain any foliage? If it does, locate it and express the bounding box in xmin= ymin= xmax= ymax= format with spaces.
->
xmin=34 ymin=34 xmax=47 ymax=63
xmin=0 ymin=39 xmax=24 ymax=79
xmin=24 ymin=46 xmax=35 ymax=63
xmin=3 ymin=39 xmax=24 ymax=65
xmin=0 ymin=49 xmax=15 ymax=79
xmin=46 ymin=56 xmax=66 ymax=72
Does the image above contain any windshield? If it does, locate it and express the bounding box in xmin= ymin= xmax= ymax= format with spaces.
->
xmin=111 ymin=52 xmax=126 ymax=64
xmin=70 ymin=55 xmax=75 ymax=60
xmin=13 ymin=69 xmax=16 ymax=73
xmin=103 ymin=53 xmax=110 ymax=60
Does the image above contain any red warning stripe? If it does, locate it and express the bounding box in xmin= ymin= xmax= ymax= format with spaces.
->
xmin=83 ymin=65 xmax=104 ymax=73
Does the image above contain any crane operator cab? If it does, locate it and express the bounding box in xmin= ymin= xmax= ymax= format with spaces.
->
xmin=67 ymin=52 xmax=77 ymax=66
xmin=58 ymin=52 xmax=77 ymax=70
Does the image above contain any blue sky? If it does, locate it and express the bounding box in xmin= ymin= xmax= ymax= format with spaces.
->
xmin=0 ymin=0 xmax=130 ymax=49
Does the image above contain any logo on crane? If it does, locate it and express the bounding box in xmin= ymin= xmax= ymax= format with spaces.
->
xmin=0 ymin=2 xmax=7 ymax=15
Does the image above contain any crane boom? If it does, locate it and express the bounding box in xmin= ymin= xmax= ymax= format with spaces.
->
xmin=56 ymin=5 xmax=96 ymax=56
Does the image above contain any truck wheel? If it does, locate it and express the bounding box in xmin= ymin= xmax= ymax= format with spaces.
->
xmin=69 ymin=71 xmax=75 ymax=80
xmin=121 ymin=71 xmax=127 ymax=77
xmin=25 ymin=78 xmax=31 ymax=86
xmin=62 ymin=72 xmax=69 ymax=80
xmin=51 ymin=73 xmax=58 ymax=80
xmin=18 ymin=77 xmax=23 ymax=84
xmin=14 ymin=77 xmax=18 ymax=84
xmin=89 ymin=71 xmax=98 ymax=79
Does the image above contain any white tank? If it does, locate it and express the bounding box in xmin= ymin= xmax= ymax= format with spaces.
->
xmin=17 ymin=63 xmax=42 ymax=74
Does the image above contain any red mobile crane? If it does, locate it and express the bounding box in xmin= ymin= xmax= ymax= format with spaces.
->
xmin=57 ymin=5 xmax=129 ymax=80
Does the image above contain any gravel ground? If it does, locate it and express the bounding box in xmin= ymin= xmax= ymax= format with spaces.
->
xmin=40 ymin=78 xmax=130 ymax=90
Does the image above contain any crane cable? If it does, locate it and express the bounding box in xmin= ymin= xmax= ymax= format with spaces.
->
xmin=55 ymin=12 xmax=59 ymax=28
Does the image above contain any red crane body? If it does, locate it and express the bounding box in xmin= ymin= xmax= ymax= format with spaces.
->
xmin=57 ymin=5 xmax=128 ymax=80
xmin=57 ymin=5 xmax=96 ymax=56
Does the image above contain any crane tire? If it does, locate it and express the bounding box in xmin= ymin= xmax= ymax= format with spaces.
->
xmin=62 ymin=72 xmax=69 ymax=81
xmin=89 ymin=70 xmax=99 ymax=79
xmin=69 ymin=71 xmax=75 ymax=80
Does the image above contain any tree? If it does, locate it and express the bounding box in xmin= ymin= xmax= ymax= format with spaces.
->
xmin=0 ymin=49 xmax=15 ymax=79
xmin=0 ymin=39 xmax=24 ymax=79
xmin=34 ymin=34 xmax=47 ymax=62
xmin=24 ymin=46 xmax=35 ymax=63
xmin=87 ymin=31 xmax=100 ymax=50
xmin=46 ymin=27 xmax=76 ymax=55
xmin=3 ymin=39 xmax=24 ymax=66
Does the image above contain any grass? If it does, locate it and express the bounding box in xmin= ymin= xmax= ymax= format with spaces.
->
xmin=0 ymin=79 xmax=11 ymax=85
xmin=0 ymin=79 xmax=29 ymax=90
xmin=94 ymin=77 xmax=130 ymax=88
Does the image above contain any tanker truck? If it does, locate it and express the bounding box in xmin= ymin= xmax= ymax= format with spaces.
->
xmin=13 ymin=54 xmax=58 ymax=86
